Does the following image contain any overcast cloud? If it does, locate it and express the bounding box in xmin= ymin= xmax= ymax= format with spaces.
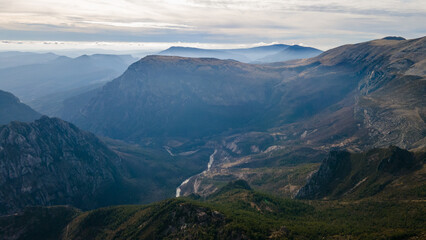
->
xmin=0 ymin=0 xmax=425 ymax=51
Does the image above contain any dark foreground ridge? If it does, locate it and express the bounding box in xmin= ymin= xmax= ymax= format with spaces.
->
xmin=1 ymin=179 xmax=425 ymax=240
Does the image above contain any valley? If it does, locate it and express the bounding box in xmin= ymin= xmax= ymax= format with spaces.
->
xmin=0 ymin=36 xmax=424 ymax=239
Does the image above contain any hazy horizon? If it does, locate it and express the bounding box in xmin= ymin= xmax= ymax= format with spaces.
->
xmin=0 ymin=40 xmax=323 ymax=58
xmin=1 ymin=0 xmax=425 ymax=57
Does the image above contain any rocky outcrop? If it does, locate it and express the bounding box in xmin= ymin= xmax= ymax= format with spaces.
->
xmin=0 ymin=116 xmax=127 ymax=215
xmin=296 ymin=146 xmax=424 ymax=200
xmin=295 ymin=151 xmax=351 ymax=199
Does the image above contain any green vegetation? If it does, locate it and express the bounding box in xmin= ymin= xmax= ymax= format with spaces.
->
xmin=2 ymin=180 xmax=424 ymax=239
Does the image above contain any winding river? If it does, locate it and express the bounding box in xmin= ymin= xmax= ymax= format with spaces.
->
xmin=176 ymin=149 xmax=217 ymax=197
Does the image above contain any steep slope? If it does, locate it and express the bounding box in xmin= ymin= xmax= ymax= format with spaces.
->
xmin=0 ymin=90 xmax=40 ymax=125
xmin=0 ymin=116 xmax=128 ymax=215
xmin=296 ymin=146 xmax=425 ymax=200
xmin=260 ymin=36 xmax=426 ymax=150
xmin=305 ymin=36 xmax=426 ymax=149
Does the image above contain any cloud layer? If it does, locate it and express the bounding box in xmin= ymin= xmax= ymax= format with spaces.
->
xmin=0 ymin=0 xmax=425 ymax=50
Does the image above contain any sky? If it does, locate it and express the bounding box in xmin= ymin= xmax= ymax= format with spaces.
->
xmin=0 ymin=0 xmax=425 ymax=54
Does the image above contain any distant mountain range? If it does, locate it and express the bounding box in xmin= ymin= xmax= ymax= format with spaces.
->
xmin=0 ymin=51 xmax=59 ymax=69
xmin=0 ymin=53 xmax=137 ymax=115
xmin=158 ymin=44 xmax=323 ymax=63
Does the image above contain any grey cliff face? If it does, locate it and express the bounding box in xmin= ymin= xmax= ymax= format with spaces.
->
xmin=295 ymin=151 xmax=351 ymax=199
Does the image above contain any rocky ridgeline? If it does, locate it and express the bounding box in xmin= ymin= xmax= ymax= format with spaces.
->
xmin=296 ymin=146 xmax=424 ymax=200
